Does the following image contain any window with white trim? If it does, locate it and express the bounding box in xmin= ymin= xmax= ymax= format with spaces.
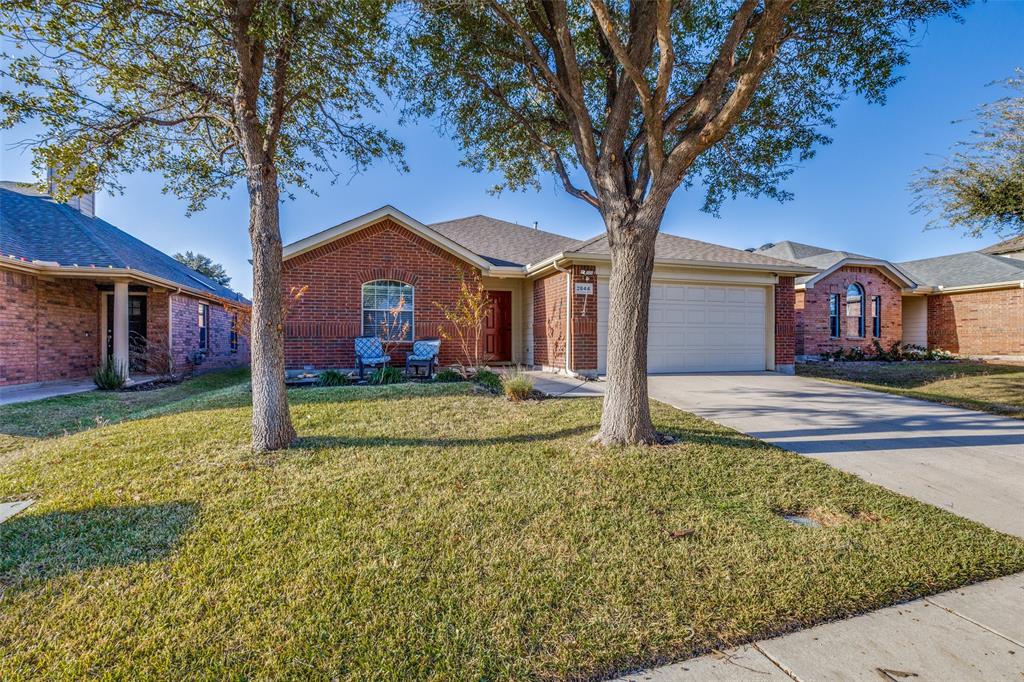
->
xmin=361 ymin=280 xmax=413 ymax=340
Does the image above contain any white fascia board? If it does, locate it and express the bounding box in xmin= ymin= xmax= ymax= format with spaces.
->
xmin=0 ymin=257 xmax=249 ymax=307
xmin=801 ymin=258 xmax=917 ymax=289
xmin=526 ymin=251 xmax=818 ymax=277
xmin=281 ymin=204 xmax=494 ymax=271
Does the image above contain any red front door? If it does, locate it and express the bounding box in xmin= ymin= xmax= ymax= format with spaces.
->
xmin=483 ymin=291 xmax=512 ymax=363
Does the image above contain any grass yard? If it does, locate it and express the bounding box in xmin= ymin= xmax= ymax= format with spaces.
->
xmin=2 ymin=373 xmax=1024 ymax=679
xmin=0 ymin=369 xmax=250 ymax=454
xmin=797 ymin=361 xmax=1024 ymax=418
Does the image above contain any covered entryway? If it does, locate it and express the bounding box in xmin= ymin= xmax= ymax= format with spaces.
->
xmin=597 ymin=282 xmax=768 ymax=374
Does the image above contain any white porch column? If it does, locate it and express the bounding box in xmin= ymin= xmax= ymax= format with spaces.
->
xmin=112 ymin=281 xmax=130 ymax=380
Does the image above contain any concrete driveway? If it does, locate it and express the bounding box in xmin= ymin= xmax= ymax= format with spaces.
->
xmin=648 ymin=372 xmax=1024 ymax=537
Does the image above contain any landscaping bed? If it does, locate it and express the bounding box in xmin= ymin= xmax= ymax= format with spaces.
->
xmin=2 ymin=377 xmax=1024 ymax=678
xmin=797 ymin=360 xmax=1024 ymax=417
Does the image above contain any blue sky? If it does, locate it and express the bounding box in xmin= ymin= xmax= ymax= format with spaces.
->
xmin=2 ymin=2 xmax=1022 ymax=297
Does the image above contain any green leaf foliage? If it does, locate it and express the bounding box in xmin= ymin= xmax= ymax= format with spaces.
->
xmin=912 ymin=73 xmax=1024 ymax=238
xmin=404 ymin=0 xmax=966 ymax=215
xmin=173 ymin=251 xmax=232 ymax=286
xmin=0 ymin=0 xmax=405 ymax=210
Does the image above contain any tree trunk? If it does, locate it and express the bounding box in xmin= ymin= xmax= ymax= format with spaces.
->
xmin=247 ymin=164 xmax=296 ymax=452
xmin=593 ymin=211 xmax=661 ymax=446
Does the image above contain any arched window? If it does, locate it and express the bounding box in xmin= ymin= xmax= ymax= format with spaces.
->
xmin=362 ymin=280 xmax=414 ymax=340
xmin=846 ymin=282 xmax=865 ymax=337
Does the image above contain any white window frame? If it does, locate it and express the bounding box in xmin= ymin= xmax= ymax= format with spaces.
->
xmin=360 ymin=280 xmax=414 ymax=341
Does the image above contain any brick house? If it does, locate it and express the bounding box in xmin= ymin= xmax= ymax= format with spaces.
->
xmin=0 ymin=181 xmax=249 ymax=387
xmin=281 ymin=206 xmax=817 ymax=376
xmin=754 ymin=240 xmax=1024 ymax=360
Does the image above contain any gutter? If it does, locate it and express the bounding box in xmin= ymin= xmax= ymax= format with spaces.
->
xmin=526 ymin=251 xmax=818 ymax=277
xmin=0 ymin=256 xmax=249 ymax=309
xmin=935 ymin=279 xmax=1024 ymax=294
xmin=551 ymin=259 xmax=572 ymax=375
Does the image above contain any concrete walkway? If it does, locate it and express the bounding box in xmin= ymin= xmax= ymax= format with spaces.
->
xmin=648 ymin=372 xmax=1024 ymax=537
xmin=620 ymin=573 xmax=1024 ymax=681
xmin=0 ymin=378 xmax=97 ymax=405
xmin=530 ymin=371 xmax=1024 ymax=679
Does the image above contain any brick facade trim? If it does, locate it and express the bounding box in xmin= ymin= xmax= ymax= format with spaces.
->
xmin=795 ymin=265 xmax=903 ymax=358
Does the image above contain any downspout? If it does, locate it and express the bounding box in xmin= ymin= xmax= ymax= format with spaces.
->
xmin=552 ymin=260 xmax=572 ymax=374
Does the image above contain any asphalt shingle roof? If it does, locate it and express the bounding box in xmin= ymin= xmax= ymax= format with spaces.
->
xmin=567 ymin=232 xmax=805 ymax=268
xmin=0 ymin=181 xmax=246 ymax=302
xmin=896 ymin=251 xmax=1024 ymax=288
xmin=981 ymin=235 xmax=1024 ymax=256
xmin=753 ymin=240 xmax=837 ymax=262
xmin=430 ymin=215 xmax=583 ymax=267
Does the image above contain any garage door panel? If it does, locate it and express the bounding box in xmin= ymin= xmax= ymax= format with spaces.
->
xmin=597 ymin=281 xmax=768 ymax=374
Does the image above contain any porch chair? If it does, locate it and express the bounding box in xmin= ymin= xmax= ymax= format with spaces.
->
xmin=405 ymin=338 xmax=441 ymax=377
xmin=353 ymin=335 xmax=390 ymax=380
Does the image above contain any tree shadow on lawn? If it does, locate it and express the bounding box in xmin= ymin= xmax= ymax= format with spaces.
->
xmin=0 ymin=502 xmax=198 ymax=589
xmin=296 ymin=423 xmax=765 ymax=452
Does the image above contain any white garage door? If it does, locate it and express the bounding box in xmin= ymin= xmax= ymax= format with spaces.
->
xmin=597 ymin=282 xmax=768 ymax=373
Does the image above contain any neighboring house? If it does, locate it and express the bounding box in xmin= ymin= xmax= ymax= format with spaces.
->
xmin=753 ymin=240 xmax=1024 ymax=360
xmin=0 ymin=180 xmax=250 ymax=387
xmin=981 ymin=234 xmax=1024 ymax=261
xmin=281 ymin=206 xmax=816 ymax=376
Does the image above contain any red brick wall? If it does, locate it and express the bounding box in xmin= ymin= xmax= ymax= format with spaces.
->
xmin=0 ymin=269 xmax=100 ymax=385
xmin=532 ymin=271 xmax=567 ymax=369
xmin=281 ymin=218 xmax=475 ymax=369
xmin=170 ymin=293 xmax=249 ymax=372
xmin=146 ymin=290 xmax=171 ymax=373
xmin=775 ymin=277 xmax=795 ymax=366
xmin=796 ymin=266 xmax=903 ymax=357
xmin=927 ymin=287 xmax=1024 ymax=356
xmin=570 ymin=265 xmax=598 ymax=371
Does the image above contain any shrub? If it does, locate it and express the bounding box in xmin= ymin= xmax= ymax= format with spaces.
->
xmin=433 ymin=368 xmax=465 ymax=383
xmin=369 ymin=366 xmax=404 ymax=385
xmin=502 ymin=368 xmax=534 ymax=402
xmin=317 ymin=369 xmax=349 ymax=387
xmin=92 ymin=356 xmax=126 ymax=390
xmin=844 ymin=347 xmax=867 ymax=361
xmin=474 ymin=369 xmax=503 ymax=393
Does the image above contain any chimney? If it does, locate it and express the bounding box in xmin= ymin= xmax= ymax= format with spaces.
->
xmin=47 ymin=165 xmax=96 ymax=218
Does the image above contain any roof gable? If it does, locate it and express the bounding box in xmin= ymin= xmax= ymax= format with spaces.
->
xmin=282 ymin=206 xmax=493 ymax=270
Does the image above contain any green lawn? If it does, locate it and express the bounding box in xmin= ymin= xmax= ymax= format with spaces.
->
xmin=797 ymin=361 xmax=1024 ymax=418
xmin=0 ymin=369 xmax=250 ymax=454
xmin=2 ymin=374 xmax=1023 ymax=679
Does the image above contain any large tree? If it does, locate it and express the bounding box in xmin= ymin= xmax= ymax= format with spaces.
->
xmin=912 ymin=72 xmax=1024 ymax=238
xmin=1 ymin=0 xmax=403 ymax=451
xmin=174 ymin=250 xmax=232 ymax=286
xmin=407 ymin=0 xmax=964 ymax=445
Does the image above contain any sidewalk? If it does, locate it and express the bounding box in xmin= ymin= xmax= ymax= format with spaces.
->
xmin=0 ymin=378 xmax=97 ymax=405
xmin=618 ymin=573 xmax=1024 ymax=680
